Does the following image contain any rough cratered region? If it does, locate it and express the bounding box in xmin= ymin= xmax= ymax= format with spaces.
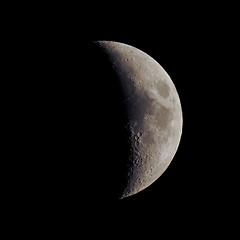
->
xmin=92 ymin=41 xmax=183 ymax=199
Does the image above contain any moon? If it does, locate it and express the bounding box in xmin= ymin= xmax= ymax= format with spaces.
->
xmin=88 ymin=41 xmax=183 ymax=199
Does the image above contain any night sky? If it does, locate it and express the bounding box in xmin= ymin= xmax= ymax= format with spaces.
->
xmin=10 ymin=5 xmax=235 ymax=236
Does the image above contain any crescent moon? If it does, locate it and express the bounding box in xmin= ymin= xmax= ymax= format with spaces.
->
xmin=92 ymin=41 xmax=183 ymax=199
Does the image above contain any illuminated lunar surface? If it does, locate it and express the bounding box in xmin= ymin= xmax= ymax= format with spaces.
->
xmin=90 ymin=41 xmax=183 ymax=199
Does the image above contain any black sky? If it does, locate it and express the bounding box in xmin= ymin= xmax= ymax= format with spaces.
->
xmin=8 ymin=4 xmax=236 ymax=236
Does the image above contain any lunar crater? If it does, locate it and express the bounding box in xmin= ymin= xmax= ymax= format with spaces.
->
xmin=156 ymin=80 xmax=170 ymax=98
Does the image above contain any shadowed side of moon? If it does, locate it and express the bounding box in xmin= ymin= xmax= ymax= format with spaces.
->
xmin=31 ymin=40 xmax=182 ymax=204
xmin=32 ymin=42 xmax=134 ymax=204
xmin=79 ymin=42 xmax=134 ymax=199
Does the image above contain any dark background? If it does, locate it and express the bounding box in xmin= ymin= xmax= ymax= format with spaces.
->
xmin=5 ymin=3 xmax=237 ymax=237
